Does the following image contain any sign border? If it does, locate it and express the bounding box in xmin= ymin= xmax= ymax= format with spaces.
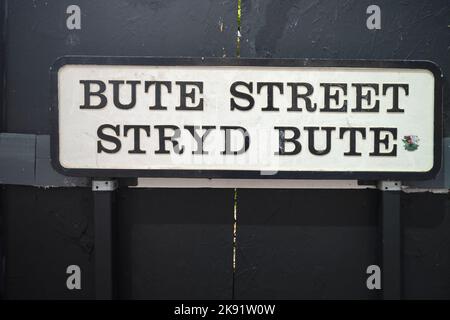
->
xmin=50 ymin=56 xmax=443 ymax=180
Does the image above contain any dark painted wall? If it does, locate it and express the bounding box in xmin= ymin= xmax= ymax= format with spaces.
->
xmin=1 ymin=0 xmax=450 ymax=299
xmin=241 ymin=0 xmax=450 ymax=135
xmin=1 ymin=0 xmax=236 ymax=299
xmin=4 ymin=0 xmax=236 ymax=134
xmin=2 ymin=186 xmax=94 ymax=299
xmin=116 ymin=188 xmax=233 ymax=299
xmin=235 ymin=0 xmax=450 ymax=299
xmin=0 ymin=0 xmax=6 ymax=299
xmin=235 ymin=189 xmax=380 ymax=299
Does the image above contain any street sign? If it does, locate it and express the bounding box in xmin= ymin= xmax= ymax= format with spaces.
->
xmin=51 ymin=57 xmax=442 ymax=179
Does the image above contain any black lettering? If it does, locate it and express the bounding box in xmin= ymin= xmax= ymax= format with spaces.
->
xmin=320 ymin=83 xmax=348 ymax=112
xmin=97 ymin=124 xmax=121 ymax=153
xmin=230 ymin=81 xmax=254 ymax=111
xmin=382 ymin=84 xmax=408 ymax=113
xmin=369 ymin=127 xmax=397 ymax=156
xmin=108 ymin=80 xmax=140 ymax=109
xmin=175 ymin=81 xmax=204 ymax=111
xmin=184 ymin=125 xmax=216 ymax=155
xmin=287 ymin=82 xmax=316 ymax=112
xmin=154 ymin=125 xmax=184 ymax=154
xmin=145 ymin=81 xmax=172 ymax=110
xmin=220 ymin=126 xmax=250 ymax=155
xmin=257 ymin=82 xmax=283 ymax=111
xmin=80 ymin=80 xmax=107 ymax=109
xmin=304 ymin=126 xmax=335 ymax=155
xmin=351 ymin=83 xmax=380 ymax=112
xmin=123 ymin=125 xmax=150 ymax=154
xmin=339 ymin=127 xmax=367 ymax=156
xmin=274 ymin=126 xmax=301 ymax=155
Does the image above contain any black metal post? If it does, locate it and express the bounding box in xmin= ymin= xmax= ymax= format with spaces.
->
xmin=0 ymin=0 xmax=7 ymax=300
xmin=379 ymin=181 xmax=402 ymax=300
xmin=0 ymin=0 xmax=7 ymax=132
xmin=93 ymin=180 xmax=117 ymax=300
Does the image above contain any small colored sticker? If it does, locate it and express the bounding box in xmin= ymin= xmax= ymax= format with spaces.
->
xmin=402 ymin=135 xmax=419 ymax=151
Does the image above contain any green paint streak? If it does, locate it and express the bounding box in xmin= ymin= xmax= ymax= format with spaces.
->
xmin=232 ymin=1 xmax=241 ymax=298
xmin=236 ymin=0 xmax=241 ymax=57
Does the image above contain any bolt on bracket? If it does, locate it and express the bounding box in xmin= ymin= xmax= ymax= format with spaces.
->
xmin=377 ymin=180 xmax=401 ymax=191
xmin=92 ymin=180 xmax=118 ymax=192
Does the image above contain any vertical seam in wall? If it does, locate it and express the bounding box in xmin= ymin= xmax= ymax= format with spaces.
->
xmin=232 ymin=188 xmax=237 ymax=299
xmin=232 ymin=0 xmax=241 ymax=300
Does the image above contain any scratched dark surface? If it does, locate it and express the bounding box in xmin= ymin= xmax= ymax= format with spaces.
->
xmin=116 ymin=188 xmax=234 ymax=299
xmin=235 ymin=0 xmax=450 ymax=299
xmin=235 ymin=189 xmax=450 ymax=299
xmin=2 ymin=186 xmax=94 ymax=299
xmin=3 ymin=0 xmax=236 ymax=134
xmin=235 ymin=189 xmax=381 ymax=299
xmin=241 ymin=0 xmax=450 ymax=135
xmin=1 ymin=0 xmax=450 ymax=300
xmin=402 ymin=192 xmax=450 ymax=299
xmin=1 ymin=0 xmax=236 ymax=299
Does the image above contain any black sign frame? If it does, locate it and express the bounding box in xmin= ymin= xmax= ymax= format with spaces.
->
xmin=50 ymin=56 xmax=443 ymax=180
